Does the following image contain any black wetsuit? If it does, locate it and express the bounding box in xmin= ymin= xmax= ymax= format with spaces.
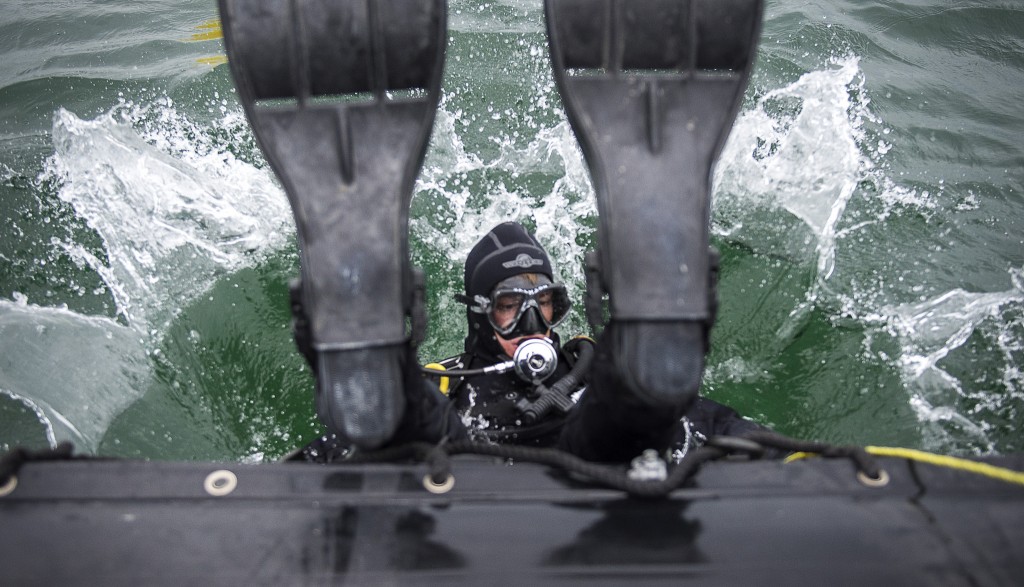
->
xmin=438 ymin=334 xmax=579 ymax=448
xmin=445 ymin=338 xmax=767 ymax=460
xmin=300 ymin=330 xmax=771 ymax=463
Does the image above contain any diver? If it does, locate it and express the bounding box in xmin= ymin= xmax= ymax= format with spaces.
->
xmin=437 ymin=220 xmax=593 ymax=448
xmin=297 ymin=221 xmax=771 ymax=463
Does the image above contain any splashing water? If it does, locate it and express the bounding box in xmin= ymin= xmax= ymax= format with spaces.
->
xmin=3 ymin=97 xmax=294 ymax=452
xmin=41 ymin=99 xmax=291 ymax=330
xmin=717 ymin=57 xmax=877 ymax=280
xmin=705 ymin=55 xmax=1023 ymax=452
xmin=871 ymin=268 xmax=1024 ymax=452
xmin=3 ymin=29 xmax=1018 ymax=458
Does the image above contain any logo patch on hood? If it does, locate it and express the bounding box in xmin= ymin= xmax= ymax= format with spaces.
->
xmin=502 ymin=254 xmax=544 ymax=270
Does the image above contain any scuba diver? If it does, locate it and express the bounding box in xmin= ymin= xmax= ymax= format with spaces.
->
xmin=298 ymin=221 xmax=771 ymax=463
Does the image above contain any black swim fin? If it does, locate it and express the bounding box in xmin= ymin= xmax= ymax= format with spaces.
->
xmin=545 ymin=0 xmax=763 ymax=408
xmin=218 ymin=0 xmax=446 ymax=449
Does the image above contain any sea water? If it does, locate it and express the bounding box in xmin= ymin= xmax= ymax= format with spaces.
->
xmin=1 ymin=0 xmax=1022 ymax=460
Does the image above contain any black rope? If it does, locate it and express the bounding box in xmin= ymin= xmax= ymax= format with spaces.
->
xmin=333 ymin=438 xmax=727 ymax=498
xmin=329 ymin=430 xmax=887 ymax=498
xmin=338 ymin=440 xmax=454 ymax=485
xmin=742 ymin=431 xmax=883 ymax=480
xmin=0 ymin=442 xmax=76 ymax=486
xmin=445 ymin=440 xmax=729 ymax=498
xmin=2 ymin=433 xmax=885 ymax=498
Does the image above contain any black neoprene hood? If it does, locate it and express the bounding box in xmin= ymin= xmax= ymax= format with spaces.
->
xmin=464 ymin=222 xmax=554 ymax=299
xmin=461 ymin=222 xmax=555 ymax=356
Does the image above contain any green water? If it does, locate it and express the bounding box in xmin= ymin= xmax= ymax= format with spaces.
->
xmin=2 ymin=0 xmax=1022 ymax=461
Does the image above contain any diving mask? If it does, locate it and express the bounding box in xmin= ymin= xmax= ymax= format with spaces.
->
xmin=469 ymin=276 xmax=572 ymax=339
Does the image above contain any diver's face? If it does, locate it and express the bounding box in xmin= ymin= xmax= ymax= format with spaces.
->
xmin=495 ymin=329 xmax=549 ymax=358
xmin=491 ymin=289 xmax=556 ymax=329
xmin=493 ymin=290 xmax=554 ymax=358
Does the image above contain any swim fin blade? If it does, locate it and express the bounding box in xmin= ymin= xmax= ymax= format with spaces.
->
xmin=546 ymin=0 xmax=763 ymax=408
xmin=218 ymin=0 xmax=447 ymax=449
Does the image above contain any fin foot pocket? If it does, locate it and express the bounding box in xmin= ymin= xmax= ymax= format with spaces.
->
xmin=545 ymin=0 xmax=763 ymax=406
xmin=611 ymin=321 xmax=704 ymax=408
xmin=315 ymin=346 xmax=406 ymax=450
xmin=219 ymin=0 xmax=447 ymax=448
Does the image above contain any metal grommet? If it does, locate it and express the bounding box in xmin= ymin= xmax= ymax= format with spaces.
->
xmin=423 ymin=473 xmax=455 ymax=494
xmin=0 ymin=475 xmax=17 ymax=497
xmin=857 ymin=468 xmax=890 ymax=488
xmin=204 ymin=470 xmax=238 ymax=496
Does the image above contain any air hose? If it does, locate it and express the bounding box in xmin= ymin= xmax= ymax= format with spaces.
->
xmin=420 ymin=338 xmax=560 ymax=383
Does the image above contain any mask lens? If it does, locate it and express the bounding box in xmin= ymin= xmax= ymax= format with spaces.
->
xmin=490 ymin=292 xmax=526 ymax=331
xmin=543 ymin=286 xmax=571 ymax=327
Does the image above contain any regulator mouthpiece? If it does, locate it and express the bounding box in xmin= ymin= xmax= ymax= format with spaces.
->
xmin=511 ymin=337 xmax=558 ymax=383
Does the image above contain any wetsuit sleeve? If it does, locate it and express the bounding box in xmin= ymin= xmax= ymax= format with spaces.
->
xmin=680 ymin=396 xmax=789 ymax=459
xmin=390 ymin=357 xmax=469 ymax=445
xmin=684 ymin=396 xmax=770 ymax=438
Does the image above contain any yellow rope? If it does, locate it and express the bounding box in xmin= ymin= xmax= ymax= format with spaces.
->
xmin=783 ymin=451 xmax=813 ymax=464
xmin=865 ymin=446 xmax=1024 ymax=487
xmin=783 ymin=446 xmax=1024 ymax=487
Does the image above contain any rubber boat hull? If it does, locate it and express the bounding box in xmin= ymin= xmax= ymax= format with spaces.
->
xmin=2 ymin=454 xmax=1022 ymax=584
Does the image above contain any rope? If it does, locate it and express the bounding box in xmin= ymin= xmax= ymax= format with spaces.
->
xmin=784 ymin=444 xmax=1024 ymax=488
xmin=743 ymin=431 xmax=883 ymax=480
xmin=445 ymin=440 xmax=727 ymax=498
xmin=333 ymin=431 xmax=912 ymax=497
xmin=338 ymin=438 xmax=729 ymax=498
xmin=13 ymin=435 xmax=1015 ymax=501
xmin=866 ymin=446 xmax=1024 ymax=487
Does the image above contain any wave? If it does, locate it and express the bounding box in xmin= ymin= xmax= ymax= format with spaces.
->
xmin=0 ymin=295 xmax=149 ymax=452
xmin=4 ymin=95 xmax=293 ymax=453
